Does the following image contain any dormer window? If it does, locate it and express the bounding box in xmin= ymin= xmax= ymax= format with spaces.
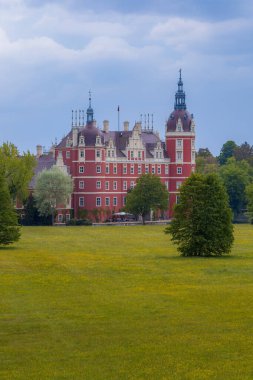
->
xmin=79 ymin=136 xmax=85 ymax=145
xmin=96 ymin=136 xmax=101 ymax=145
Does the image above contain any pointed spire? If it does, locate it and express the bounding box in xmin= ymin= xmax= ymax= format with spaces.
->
xmin=174 ymin=69 xmax=186 ymax=110
xmin=86 ymin=90 xmax=94 ymax=124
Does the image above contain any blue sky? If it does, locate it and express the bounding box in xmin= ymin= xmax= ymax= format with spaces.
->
xmin=0 ymin=0 xmax=252 ymax=155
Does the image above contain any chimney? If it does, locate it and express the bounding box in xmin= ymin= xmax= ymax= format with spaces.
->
xmin=123 ymin=121 xmax=129 ymax=132
xmin=36 ymin=145 xmax=43 ymax=158
xmin=103 ymin=120 xmax=109 ymax=133
xmin=72 ymin=127 xmax=78 ymax=147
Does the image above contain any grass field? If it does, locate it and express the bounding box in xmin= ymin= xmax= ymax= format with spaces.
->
xmin=1 ymin=225 xmax=253 ymax=380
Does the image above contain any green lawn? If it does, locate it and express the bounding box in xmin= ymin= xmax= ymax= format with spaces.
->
xmin=1 ymin=225 xmax=253 ymax=380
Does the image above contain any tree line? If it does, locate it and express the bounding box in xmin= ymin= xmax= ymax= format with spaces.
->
xmin=196 ymin=140 xmax=253 ymax=222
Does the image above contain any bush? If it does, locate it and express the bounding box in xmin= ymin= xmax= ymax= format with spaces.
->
xmin=66 ymin=218 xmax=92 ymax=226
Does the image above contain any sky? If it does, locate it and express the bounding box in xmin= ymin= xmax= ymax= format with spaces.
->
xmin=0 ymin=0 xmax=252 ymax=156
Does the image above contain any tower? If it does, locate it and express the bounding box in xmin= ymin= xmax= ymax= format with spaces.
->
xmin=86 ymin=90 xmax=94 ymax=124
xmin=166 ymin=70 xmax=196 ymax=216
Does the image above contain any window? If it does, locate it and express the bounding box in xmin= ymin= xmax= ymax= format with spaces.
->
xmin=130 ymin=151 xmax=134 ymax=159
xmin=165 ymin=165 xmax=169 ymax=175
xmin=96 ymin=197 xmax=101 ymax=207
xmin=123 ymin=181 xmax=127 ymax=190
xmin=96 ymin=166 xmax=101 ymax=174
xmin=138 ymin=151 xmax=142 ymax=159
xmin=79 ymin=166 xmax=84 ymax=173
xmin=105 ymin=197 xmax=110 ymax=206
xmin=79 ymin=197 xmax=84 ymax=207
xmin=157 ymin=166 xmax=161 ymax=174
xmin=113 ymin=181 xmax=117 ymax=190
xmin=58 ymin=214 xmax=63 ymax=222
xmin=111 ymin=150 xmax=115 ymax=157
xmin=145 ymin=165 xmax=149 ymax=173
xmin=177 ymin=139 xmax=182 ymax=148
xmin=177 ymin=151 xmax=182 ymax=161
xmin=79 ymin=136 xmax=85 ymax=145
xmin=123 ymin=196 xmax=126 ymax=206
xmin=176 ymin=195 xmax=180 ymax=204
xmin=80 ymin=150 xmax=85 ymax=158
xmin=152 ymin=166 xmax=155 ymax=174
xmin=66 ymin=151 xmax=70 ymax=158
xmin=130 ymin=165 xmax=134 ymax=174
xmin=165 ymin=181 xmax=169 ymax=190
xmin=96 ymin=150 xmax=101 ymax=158
xmin=107 ymin=150 xmax=111 ymax=157
xmin=177 ymin=167 xmax=182 ymax=175
xmin=105 ymin=181 xmax=109 ymax=190
xmin=191 ymin=139 xmax=195 ymax=149
xmin=96 ymin=136 xmax=101 ymax=145
xmin=130 ymin=181 xmax=135 ymax=189
xmin=176 ymin=181 xmax=182 ymax=189
xmin=113 ymin=197 xmax=117 ymax=206
xmin=106 ymin=164 xmax=109 ymax=174
xmin=113 ymin=164 xmax=117 ymax=174
xmin=123 ymin=165 xmax=127 ymax=174
xmin=66 ymin=214 xmax=70 ymax=222
xmin=138 ymin=165 xmax=141 ymax=174
xmin=79 ymin=181 xmax=84 ymax=189
xmin=96 ymin=181 xmax=101 ymax=189
xmin=192 ymin=151 xmax=196 ymax=161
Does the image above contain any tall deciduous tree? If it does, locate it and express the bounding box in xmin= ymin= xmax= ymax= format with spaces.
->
xmin=0 ymin=173 xmax=20 ymax=245
xmin=219 ymin=158 xmax=250 ymax=218
xmin=125 ymin=174 xmax=168 ymax=224
xmin=196 ymin=148 xmax=218 ymax=175
xmin=0 ymin=142 xmax=36 ymax=202
xmin=34 ymin=166 xmax=73 ymax=224
xmin=245 ymin=183 xmax=253 ymax=223
xmin=165 ymin=173 xmax=233 ymax=256
xmin=218 ymin=140 xmax=237 ymax=165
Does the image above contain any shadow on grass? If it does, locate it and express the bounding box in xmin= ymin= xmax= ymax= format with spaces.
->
xmin=156 ymin=254 xmax=238 ymax=260
xmin=0 ymin=245 xmax=18 ymax=251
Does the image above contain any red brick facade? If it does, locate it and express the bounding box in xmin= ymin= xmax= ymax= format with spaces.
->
xmin=35 ymin=73 xmax=196 ymax=222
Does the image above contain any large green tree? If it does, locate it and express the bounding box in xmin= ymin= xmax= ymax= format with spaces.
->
xmin=219 ymin=158 xmax=250 ymax=218
xmin=196 ymin=148 xmax=218 ymax=175
xmin=245 ymin=183 xmax=253 ymax=223
xmin=34 ymin=166 xmax=73 ymax=225
xmin=0 ymin=173 xmax=20 ymax=245
xmin=218 ymin=140 xmax=237 ymax=165
xmin=165 ymin=173 xmax=233 ymax=256
xmin=0 ymin=142 xmax=36 ymax=202
xmin=125 ymin=174 xmax=168 ymax=224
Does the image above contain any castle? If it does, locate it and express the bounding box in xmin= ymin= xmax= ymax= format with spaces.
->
xmin=33 ymin=71 xmax=196 ymax=222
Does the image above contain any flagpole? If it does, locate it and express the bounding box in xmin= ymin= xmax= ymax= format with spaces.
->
xmin=117 ymin=105 xmax=120 ymax=131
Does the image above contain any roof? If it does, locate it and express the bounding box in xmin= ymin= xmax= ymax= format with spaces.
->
xmin=29 ymin=153 xmax=55 ymax=189
xmin=166 ymin=109 xmax=193 ymax=132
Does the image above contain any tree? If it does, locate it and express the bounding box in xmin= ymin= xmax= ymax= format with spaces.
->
xmin=0 ymin=142 xmax=36 ymax=202
xmin=234 ymin=142 xmax=253 ymax=165
xmin=245 ymin=183 xmax=253 ymax=223
xmin=21 ymin=195 xmax=51 ymax=226
xmin=165 ymin=173 xmax=233 ymax=256
xmin=218 ymin=140 xmax=237 ymax=165
xmin=125 ymin=174 xmax=168 ymax=224
xmin=219 ymin=158 xmax=250 ymax=218
xmin=34 ymin=166 xmax=73 ymax=225
xmin=0 ymin=173 xmax=20 ymax=245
